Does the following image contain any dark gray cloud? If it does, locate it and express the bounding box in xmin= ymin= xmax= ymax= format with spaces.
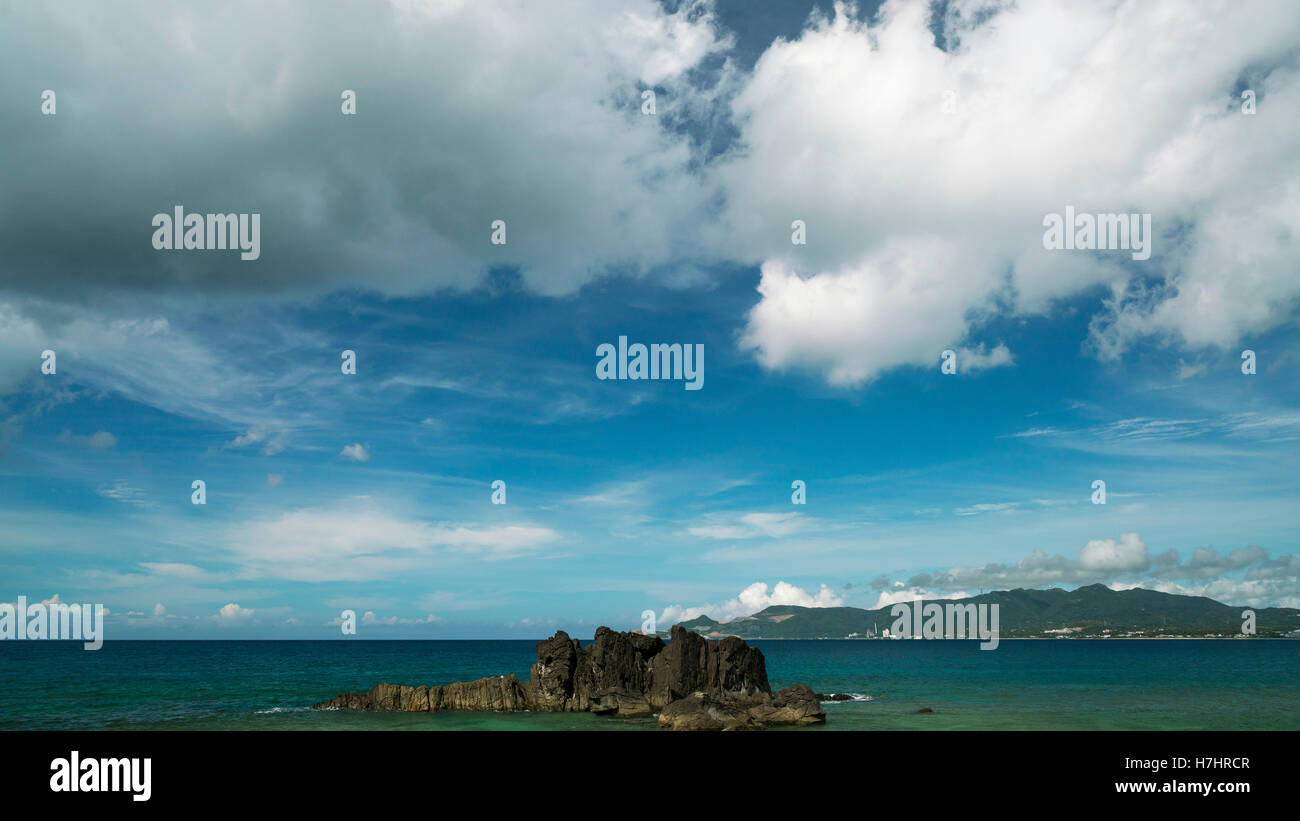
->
xmin=0 ymin=0 xmax=727 ymax=303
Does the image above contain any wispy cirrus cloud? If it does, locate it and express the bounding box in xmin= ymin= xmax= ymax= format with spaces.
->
xmin=223 ymin=504 xmax=563 ymax=582
xmin=95 ymin=480 xmax=153 ymax=508
xmin=1008 ymin=413 xmax=1300 ymax=452
xmin=686 ymin=511 xmax=809 ymax=540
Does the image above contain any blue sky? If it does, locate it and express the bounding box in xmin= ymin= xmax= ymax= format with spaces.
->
xmin=2 ymin=0 xmax=1298 ymax=637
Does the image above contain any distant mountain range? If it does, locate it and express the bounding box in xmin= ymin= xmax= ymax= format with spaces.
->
xmin=663 ymin=584 xmax=1300 ymax=639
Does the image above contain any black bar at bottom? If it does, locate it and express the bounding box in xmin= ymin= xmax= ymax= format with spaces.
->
xmin=2 ymin=730 xmax=1289 ymax=808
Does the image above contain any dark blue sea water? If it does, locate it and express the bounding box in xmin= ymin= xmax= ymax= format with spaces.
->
xmin=2 ymin=639 xmax=1297 ymax=730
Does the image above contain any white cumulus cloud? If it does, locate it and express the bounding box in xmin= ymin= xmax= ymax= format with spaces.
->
xmin=215 ymin=603 xmax=255 ymax=624
xmin=340 ymin=443 xmax=370 ymax=462
xmin=658 ymin=580 xmax=844 ymax=626
xmin=717 ymin=0 xmax=1300 ymax=385
xmin=1079 ymin=532 xmax=1150 ymax=572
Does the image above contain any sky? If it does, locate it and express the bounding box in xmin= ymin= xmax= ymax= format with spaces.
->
xmin=1 ymin=0 xmax=1298 ymax=638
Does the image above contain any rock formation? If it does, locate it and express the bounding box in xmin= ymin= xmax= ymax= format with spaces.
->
xmin=313 ymin=624 xmax=825 ymax=730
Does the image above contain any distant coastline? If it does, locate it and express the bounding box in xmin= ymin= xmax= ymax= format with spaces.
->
xmin=661 ymin=584 xmax=1300 ymax=642
xmin=710 ymin=635 xmax=1299 ymax=641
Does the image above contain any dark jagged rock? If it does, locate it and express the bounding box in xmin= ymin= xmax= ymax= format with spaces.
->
xmin=434 ymin=674 xmax=530 ymax=712
xmin=656 ymin=692 xmax=763 ymax=731
xmin=756 ymin=684 xmax=826 ymax=726
xmin=529 ymin=631 xmax=581 ymax=710
xmin=648 ymin=627 xmax=769 ymax=708
xmin=313 ymin=624 xmax=825 ymax=730
xmin=655 ymin=684 xmax=824 ymax=730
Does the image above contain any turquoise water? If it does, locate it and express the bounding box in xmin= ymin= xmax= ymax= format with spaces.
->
xmin=2 ymin=639 xmax=1297 ymax=730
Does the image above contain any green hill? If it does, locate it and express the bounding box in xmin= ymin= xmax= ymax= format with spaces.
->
xmin=660 ymin=584 xmax=1300 ymax=639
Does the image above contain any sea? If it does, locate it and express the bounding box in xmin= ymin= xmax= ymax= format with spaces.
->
xmin=2 ymin=638 xmax=1297 ymax=731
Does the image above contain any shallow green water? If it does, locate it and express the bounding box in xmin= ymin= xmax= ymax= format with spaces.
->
xmin=1 ymin=639 xmax=1296 ymax=730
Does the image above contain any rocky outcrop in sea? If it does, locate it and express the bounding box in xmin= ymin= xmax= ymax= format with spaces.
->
xmin=312 ymin=624 xmax=826 ymax=730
